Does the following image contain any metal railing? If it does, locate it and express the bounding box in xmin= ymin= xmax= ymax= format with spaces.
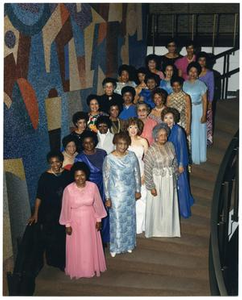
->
xmin=209 ymin=130 xmax=239 ymax=295
xmin=148 ymin=13 xmax=239 ymax=51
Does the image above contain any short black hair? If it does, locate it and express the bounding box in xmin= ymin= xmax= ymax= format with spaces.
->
xmin=170 ymin=76 xmax=184 ymax=87
xmin=72 ymin=111 xmax=89 ymax=127
xmin=145 ymin=54 xmax=160 ymax=68
xmin=118 ymin=64 xmax=130 ymax=76
xmin=46 ymin=150 xmax=64 ymax=163
xmin=165 ymin=38 xmax=177 ymax=48
xmin=185 ymin=39 xmax=196 ymax=49
xmin=151 ymin=88 xmax=168 ymax=105
xmin=96 ymin=115 xmax=112 ymax=129
xmin=196 ymin=51 xmax=209 ymax=63
xmin=71 ymin=162 xmax=90 ymax=180
xmin=137 ymin=67 xmax=147 ymax=75
xmin=121 ymin=86 xmax=136 ymax=99
xmin=161 ymin=107 xmax=180 ymax=124
xmin=113 ymin=132 xmax=131 ymax=146
xmin=163 ymin=63 xmax=178 ymax=77
xmin=144 ymin=72 xmax=160 ymax=86
xmin=187 ymin=62 xmax=202 ymax=75
xmin=102 ymin=77 xmax=117 ymax=88
xmin=62 ymin=135 xmax=78 ymax=149
xmin=81 ymin=130 xmax=98 ymax=147
xmin=86 ymin=94 xmax=100 ymax=107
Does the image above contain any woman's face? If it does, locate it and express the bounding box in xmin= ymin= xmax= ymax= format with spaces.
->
xmin=163 ymin=113 xmax=175 ymax=128
xmin=104 ymin=82 xmax=114 ymax=96
xmin=186 ymin=45 xmax=195 ymax=56
xmin=75 ymin=119 xmax=87 ymax=131
xmin=156 ymin=129 xmax=168 ymax=145
xmin=167 ymin=42 xmax=176 ymax=54
xmin=109 ymin=105 xmax=119 ymax=118
xmin=198 ymin=57 xmax=207 ymax=68
xmin=65 ymin=141 xmax=77 ymax=156
xmin=120 ymin=70 xmax=129 ymax=83
xmin=137 ymin=105 xmax=149 ymax=120
xmin=188 ymin=67 xmax=198 ymax=80
xmin=74 ymin=170 xmax=86 ymax=186
xmin=165 ymin=65 xmax=174 ymax=79
xmin=147 ymin=79 xmax=157 ymax=90
xmin=128 ymin=124 xmax=139 ymax=137
xmin=89 ymin=99 xmax=99 ymax=113
xmin=49 ymin=156 xmax=62 ymax=173
xmin=153 ymin=93 xmax=164 ymax=108
xmin=123 ymin=92 xmax=133 ymax=105
xmin=115 ymin=138 xmax=129 ymax=154
xmin=83 ymin=137 xmax=95 ymax=152
xmin=148 ymin=60 xmax=157 ymax=71
xmin=138 ymin=72 xmax=146 ymax=84
xmin=98 ymin=123 xmax=109 ymax=134
xmin=172 ymin=81 xmax=182 ymax=93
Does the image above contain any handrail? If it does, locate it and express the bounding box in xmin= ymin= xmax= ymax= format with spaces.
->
xmin=219 ymin=68 xmax=239 ymax=79
xmin=209 ymin=130 xmax=239 ymax=295
xmin=213 ymin=46 xmax=239 ymax=60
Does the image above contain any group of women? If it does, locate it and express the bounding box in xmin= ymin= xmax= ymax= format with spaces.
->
xmin=28 ymin=38 xmax=215 ymax=280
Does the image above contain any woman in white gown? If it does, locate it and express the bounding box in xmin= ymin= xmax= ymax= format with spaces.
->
xmin=126 ymin=118 xmax=149 ymax=234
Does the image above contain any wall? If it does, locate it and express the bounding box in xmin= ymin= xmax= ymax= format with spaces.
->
xmin=4 ymin=3 xmax=147 ymax=208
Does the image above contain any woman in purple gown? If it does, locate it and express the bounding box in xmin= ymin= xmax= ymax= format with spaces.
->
xmin=161 ymin=107 xmax=194 ymax=218
xmin=75 ymin=131 xmax=109 ymax=243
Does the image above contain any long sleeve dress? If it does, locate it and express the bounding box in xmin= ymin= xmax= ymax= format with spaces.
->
xmin=75 ymin=149 xmax=110 ymax=243
xmin=103 ymin=151 xmax=141 ymax=254
xmin=183 ymin=79 xmax=208 ymax=164
xmin=59 ymin=181 xmax=107 ymax=279
xmin=199 ymin=70 xmax=214 ymax=145
xmin=168 ymin=124 xmax=194 ymax=218
xmin=144 ymin=142 xmax=180 ymax=238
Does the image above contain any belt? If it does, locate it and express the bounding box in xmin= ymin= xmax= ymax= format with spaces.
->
xmin=192 ymin=101 xmax=202 ymax=106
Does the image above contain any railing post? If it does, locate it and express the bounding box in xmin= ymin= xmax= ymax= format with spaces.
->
xmin=212 ymin=14 xmax=218 ymax=54
xmin=191 ymin=14 xmax=195 ymax=40
xmin=225 ymin=54 xmax=230 ymax=99
xmin=232 ymin=147 xmax=239 ymax=222
xmin=233 ymin=13 xmax=238 ymax=48
xmin=172 ymin=14 xmax=175 ymax=38
xmin=152 ymin=14 xmax=156 ymax=54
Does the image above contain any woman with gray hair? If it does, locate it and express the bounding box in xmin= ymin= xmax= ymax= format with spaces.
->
xmin=144 ymin=123 xmax=181 ymax=238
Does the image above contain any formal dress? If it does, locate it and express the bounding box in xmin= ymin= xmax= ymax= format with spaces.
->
xmin=140 ymin=117 xmax=158 ymax=146
xmin=62 ymin=151 xmax=78 ymax=170
xmin=128 ymin=144 xmax=147 ymax=234
xmin=199 ymin=70 xmax=214 ymax=145
xmin=36 ymin=170 xmax=71 ymax=269
xmin=103 ymin=151 xmax=141 ymax=254
xmin=160 ymin=54 xmax=183 ymax=71
xmin=183 ymin=80 xmax=207 ymax=164
xmin=119 ymin=105 xmax=137 ymax=120
xmin=98 ymin=93 xmax=123 ymax=114
xmin=97 ymin=130 xmax=115 ymax=154
xmin=144 ymin=142 xmax=180 ymax=238
xmin=59 ymin=181 xmax=107 ymax=279
xmin=139 ymin=89 xmax=155 ymax=109
xmin=160 ymin=79 xmax=173 ymax=94
xmin=168 ymin=124 xmax=194 ymax=218
xmin=75 ymin=149 xmax=110 ymax=243
xmin=87 ymin=112 xmax=109 ymax=133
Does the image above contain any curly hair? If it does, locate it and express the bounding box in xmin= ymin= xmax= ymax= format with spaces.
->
xmin=96 ymin=115 xmax=112 ymax=129
xmin=170 ymin=76 xmax=184 ymax=87
xmin=86 ymin=94 xmax=100 ymax=107
xmin=161 ymin=107 xmax=180 ymax=124
xmin=113 ymin=132 xmax=131 ymax=146
xmin=62 ymin=135 xmax=78 ymax=149
xmin=46 ymin=150 xmax=64 ymax=163
xmin=71 ymin=162 xmax=90 ymax=180
xmin=72 ymin=111 xmax=89 ymax=127
xmin=125 ymin=117 xmax=144 ymax=136
xmin=136 ymin=102 xmax=151 ymax=114
xmin=151 ymin=88 xmax=168 ymax=105
xmin=187 ymin=62 xmax=202 ymax=76
xmin=81 ymin=131 xmax=98 ymax=147
xmin=152 ymin=123 xmax=170 ymax=140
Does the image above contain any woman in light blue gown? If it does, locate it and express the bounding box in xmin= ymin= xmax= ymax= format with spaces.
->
xmin=183 ymin=62 xmax=208 ymax=164
xmin=103 ymin=132 xmax=141 ymax=257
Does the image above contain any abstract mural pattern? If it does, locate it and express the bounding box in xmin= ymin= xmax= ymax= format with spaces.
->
xmin=4 ymin=3 xmax=147 ymax=213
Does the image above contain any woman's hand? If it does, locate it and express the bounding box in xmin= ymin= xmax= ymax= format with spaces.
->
xmin=151 ymin=189 xmax=157 ymax=196
xmin=135 ymin=192 xmax=141 ymax=200
xmin=201 ymin=115 xmax=206 ymax=123
xmin=66 ymin=227 xmax=72 ymax=235
xmin=96 ymin=222 xmax=102 ymax=231
xmin=28 ymin=214 xmax=38 ymax=225
xmin=105 ymin=199 xmax=112 ymax=208
xmin=178 ymin=166 xmax=184 ymax=174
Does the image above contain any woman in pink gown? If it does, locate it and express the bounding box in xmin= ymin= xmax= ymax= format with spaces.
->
xmin=59 ymin=162 xmax=107 ymax=279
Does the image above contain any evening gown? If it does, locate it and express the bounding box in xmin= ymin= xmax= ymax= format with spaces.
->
xmin=103 ymin=151 xmax=141 ymax=254
xmin=128 ymin=144 xmax=147 ymax=234
xmin=59 ymin=181 xmax=107 ymax=279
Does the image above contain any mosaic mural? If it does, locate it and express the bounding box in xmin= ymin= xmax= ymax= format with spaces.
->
xmin=4 ymin=3 xmax=147 ymax=213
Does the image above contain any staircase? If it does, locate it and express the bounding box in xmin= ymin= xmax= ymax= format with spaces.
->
xmin=34 ymin=98 xmax=239 ymax=296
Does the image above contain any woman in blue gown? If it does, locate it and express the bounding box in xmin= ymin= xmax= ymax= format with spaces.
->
xmin=75 ymin=131 xmax=110 ymax=243
xmin=161 ymin=107 xmax=194 ymax=218
xmin=103 ymin=132 xmax=141 ymax=257
xmin=183 ymin=62 xmax=208 ymax=164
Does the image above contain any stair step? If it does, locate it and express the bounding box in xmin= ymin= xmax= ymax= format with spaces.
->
xmin=181 ymin=215 xmax=210 ymax=238
xmin=190 ymin=177 xmax=214 ymax=192
xmin=191 ymin=185 xmax=213 ymax=201
xmin=191 ymin=203 xmax=211 ymax=219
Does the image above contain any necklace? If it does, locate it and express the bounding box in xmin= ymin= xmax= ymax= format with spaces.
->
xmin=51 ymin=169 xmax=63 ymax=177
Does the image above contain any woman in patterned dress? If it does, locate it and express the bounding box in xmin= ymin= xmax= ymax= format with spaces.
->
xmin=103 ymin=132 xmax=141 ymax=257
xmin=149 ymin=88 xmax=167 ymax=124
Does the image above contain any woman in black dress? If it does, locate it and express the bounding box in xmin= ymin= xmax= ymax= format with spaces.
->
xmin=28 ymin=151 xmax=71 ymax=270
